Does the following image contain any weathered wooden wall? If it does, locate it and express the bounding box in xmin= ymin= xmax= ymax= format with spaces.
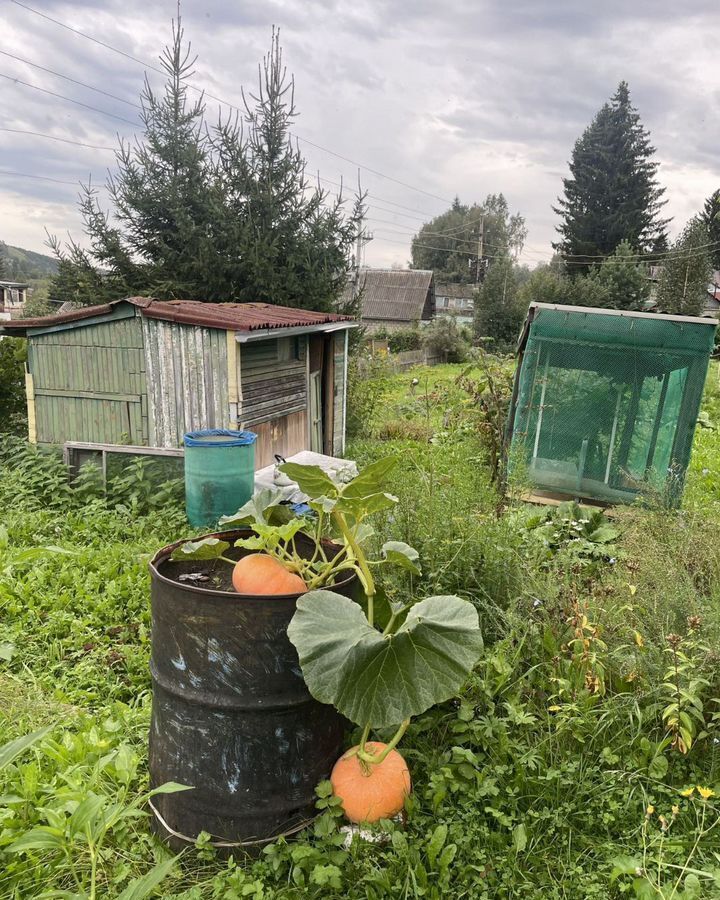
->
xmin=332 ymin=331 xmax=346 ymax=455
xmin=143 ymin=318 xmax=229 ymax=448
xmin=239 ymin=337 xmax=309 ymax=467
xmin=28 ymin=316 xmax=148 ymax=445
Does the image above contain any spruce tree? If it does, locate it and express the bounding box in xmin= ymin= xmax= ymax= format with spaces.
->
xmin=48 ymin=24 xmax=363 ymax=310
xmin=554 ymin=82 xmax=669 ymax=273
xmin=702 ymin=189 xmax=720 ymax=271
xmin=587 ymin=240 xmax=651 ymax=310
xmin=655 ymin=218 xmax=712 ymax=316
xmin=210 ymin=30 xmax=364 ymax=312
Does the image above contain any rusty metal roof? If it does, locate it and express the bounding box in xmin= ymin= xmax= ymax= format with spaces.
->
xmin=0 ymin=297 xmax=354 ymax=334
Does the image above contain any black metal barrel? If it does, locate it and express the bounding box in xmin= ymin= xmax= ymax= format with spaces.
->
xmin=148 ymin=529 xmax=351 ymax=850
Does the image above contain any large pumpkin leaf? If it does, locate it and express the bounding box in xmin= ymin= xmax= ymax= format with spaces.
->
xmin=170 ymin=538 xmax=230 ymax=561
xmin=381 ymin=541 xmax=421 ymax=575
xmin=218 ymin=487 xmax=289 ymax=527
xmin=279 ymin=463 xmax=338 ymax=499
xmin=287 ymin=591 xmax=483 ymax=728
xmin=340 ymin=456 xmax=398 ymax=499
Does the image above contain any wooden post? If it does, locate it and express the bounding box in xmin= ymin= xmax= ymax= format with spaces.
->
xmin=25 ymin=368 xmax=37 ymax=444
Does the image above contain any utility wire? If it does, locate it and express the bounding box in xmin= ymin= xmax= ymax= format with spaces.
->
xmin=10 ymin=0 xmax=453 ymax=207
xmin=0 ymin=72 xmax=139 ymax=126
xmin=0 ymin=169 xmax=82 ymax=185
xmin=0 ymin=49 xmax=141 ymax=109
xmin=0 ymin=128 xmax=115 ymax=152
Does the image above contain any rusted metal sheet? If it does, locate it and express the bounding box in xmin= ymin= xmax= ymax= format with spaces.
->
xmin=1 ymin=297 xmax=352 ymax=335
xmin=143 ymin=318 xmax=229 ymax=448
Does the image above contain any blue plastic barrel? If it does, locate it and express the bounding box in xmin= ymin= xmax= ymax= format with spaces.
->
xmin=183 ymin=429 xmax=257 ymax=527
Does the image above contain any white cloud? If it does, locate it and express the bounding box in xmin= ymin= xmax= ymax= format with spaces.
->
xmin=1 ymin=0 xmax=717 ymax=271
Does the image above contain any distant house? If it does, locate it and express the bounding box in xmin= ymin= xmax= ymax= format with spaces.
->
xmin=0 ymin=297 xmax=355 ymax=467
xmin=344 ymin=268 xmax=435 ymax=331
xmin=435 ymin=283 xmax=475 ymax=325
xmin=0 ymin=281 xmax=28 ymax=320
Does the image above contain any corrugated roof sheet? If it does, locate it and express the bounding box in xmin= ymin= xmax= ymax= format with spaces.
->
xmin=1 ymin=297 xmax=353 ymax=333
xmin=343 ymin=268 xmax=434 ymax=322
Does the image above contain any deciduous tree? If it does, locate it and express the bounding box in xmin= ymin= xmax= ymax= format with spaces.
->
xmin=411 ymin=195 xmax=526 ymax=283
xmin=473 ymin=255 xmax=526 ymax=349
xmin=655 ymin=218 xmax=712 ymax=316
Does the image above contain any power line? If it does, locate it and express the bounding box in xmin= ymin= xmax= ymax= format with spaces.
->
xmin=317 ymin=174 xmax=437 ymax=218
xmin=0 ymin=72 xmax=139 ymax=126
xmin=0 ymin=169 xmax=81 ymax=186
xmin=10 ymin=0 xmax=165 ymax=76
xmin=0 ymin=49 xmax=141 ymax=109
xmin=11 ymin=0 xmax=453 ymax=209
xmin=0 ymin=128 xmax=115 ymax=152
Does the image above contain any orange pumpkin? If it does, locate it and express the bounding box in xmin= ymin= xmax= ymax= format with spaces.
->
xmin=232 ymin=554 xmax=307 ymax=595
xmin=330 ymin=741 xmax=411 ymax=823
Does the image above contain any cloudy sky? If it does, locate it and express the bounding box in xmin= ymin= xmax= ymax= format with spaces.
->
xmin=1 ymin=0 xmax=718 ymax=270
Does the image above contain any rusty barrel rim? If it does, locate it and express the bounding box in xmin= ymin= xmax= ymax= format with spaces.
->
xmin=149 ymin=528 xmax=353 ymax=600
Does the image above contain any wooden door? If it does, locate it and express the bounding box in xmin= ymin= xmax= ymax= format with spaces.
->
xmin=309 ymin=371 xmax=323 ymax=453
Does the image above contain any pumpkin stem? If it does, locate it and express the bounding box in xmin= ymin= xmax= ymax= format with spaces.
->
xmin=332 ymin=509 xmax=376 ymax=627
xmin=356 ymin=719 xmax=410 ymax=767
xmin=219 ymin=555 xmax=237 ymax=566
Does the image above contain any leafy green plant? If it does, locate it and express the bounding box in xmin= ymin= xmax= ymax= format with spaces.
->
xmin=526 ymin=500 xmax=620 ymax=565
xmin=455 ymin=352 xmax=514 ymax=484
xmin=280 ymin=460 xmax=483 ymax=771
xmin=661 ymin=623 xmax=709 ymax=755
xmin=172 ymin=458 xmax=483 ymax=771
xmin=171 ymin=459 xmax=422 ymax=593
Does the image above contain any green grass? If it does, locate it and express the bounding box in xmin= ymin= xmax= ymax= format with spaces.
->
xmin=2 ymin=360 xmax=720 ymax=897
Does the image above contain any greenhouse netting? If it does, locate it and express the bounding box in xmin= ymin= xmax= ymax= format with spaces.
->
xmin=508 ymin=303 xmax=717 ymax=507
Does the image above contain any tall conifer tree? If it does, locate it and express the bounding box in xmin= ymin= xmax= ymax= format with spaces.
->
xmin=553 ymin=82 xmax=668 ymax=273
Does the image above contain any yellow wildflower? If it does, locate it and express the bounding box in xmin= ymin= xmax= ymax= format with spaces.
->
xmin=645 ymin=805 xmax=655 ymax=816
xmin=671 ymin=805 xmax=680 ymax=816
xmin=680 ymin=787 xmax=695 ymax=797
xmin=697 ymin=787 xmax=715 ymax=800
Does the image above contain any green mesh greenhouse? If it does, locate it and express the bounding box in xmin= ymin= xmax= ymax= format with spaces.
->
xmin=508 ymin=303 xmax=717 ymax=506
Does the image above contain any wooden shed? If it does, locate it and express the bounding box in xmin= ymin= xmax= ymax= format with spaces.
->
xmin=1 ymin=297 xmax=355 ymax=468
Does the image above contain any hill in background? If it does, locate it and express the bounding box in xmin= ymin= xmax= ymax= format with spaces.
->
xmin=1 ymin=242 xmax=58 ymax=281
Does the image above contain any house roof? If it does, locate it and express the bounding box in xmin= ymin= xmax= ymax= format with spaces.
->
xmin=345 ymin=268 xmax=434 ymax=322
xmin=436 ymin=282 xmax=476 ymax=299
xmin=0 ymin=297 xmax=354 ymax=335
xmin=0 ymin=281 xmax=29 ymax=289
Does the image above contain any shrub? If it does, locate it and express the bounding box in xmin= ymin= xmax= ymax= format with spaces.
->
xmin=0 ymin=336 xmax=28 ymax=435
xmin=387 ymin=325 xmax=423 ymax=353
xmin=423 ymin=318 xmax=470 ymax=363
xmin=345 ymin=350 xmax=392 ymax=437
